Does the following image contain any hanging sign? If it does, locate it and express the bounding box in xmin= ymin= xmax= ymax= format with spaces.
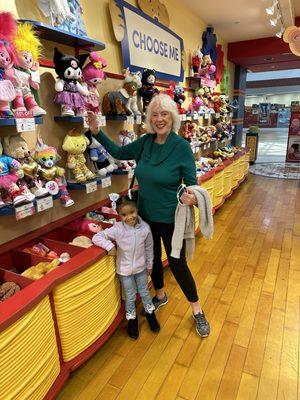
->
xmin=109 ymin=0 xmax=184 ymax=81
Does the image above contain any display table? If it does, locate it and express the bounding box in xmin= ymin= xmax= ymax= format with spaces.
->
xmin=0 ymin=148 xmax=250 ymax=399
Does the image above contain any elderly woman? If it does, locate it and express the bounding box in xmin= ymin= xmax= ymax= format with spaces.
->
xmin=87 ymin=93 xmax=210 ymax=337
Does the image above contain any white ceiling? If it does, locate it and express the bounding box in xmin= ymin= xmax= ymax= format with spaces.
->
xmin=183 ymin=0 xmax=299 ymax=43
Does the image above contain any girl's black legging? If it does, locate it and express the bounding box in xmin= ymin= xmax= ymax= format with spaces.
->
xmin=146 ymin=220 xmax=199 ymax=303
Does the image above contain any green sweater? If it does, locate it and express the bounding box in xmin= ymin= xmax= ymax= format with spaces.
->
xmin=94 ymin=130 xmax=197 ymax=223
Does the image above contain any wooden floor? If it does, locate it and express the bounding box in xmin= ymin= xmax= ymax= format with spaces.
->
xmin=57 ymin=174 xmax=300 ymax=400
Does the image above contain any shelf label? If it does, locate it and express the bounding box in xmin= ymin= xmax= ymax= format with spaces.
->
xmin=193 ymin=113 xmax=199 ymax=120
xmin=126 ymin=116 xmax=134 ymax=124
xmin=86 ymin=181 xmax=98 ymax=194
xmin=15 ymin=202 xmax=35 ymax=221
xmin=204 ymin=113 xmax=209 ymax=120
xmin=101 ymin=177 xmax=112 ymax=188
xmin=203 ymin=144 xmax=207 ymax=150
xmin=181 ymin=114 xmax=187 ymax=121
xmin=16 ymin=118 xmax=35 ymax=132
xmin=135 ymin=115 xmax=142 ymax=125
xmin=36 ymin=196 xmax=53 ymax=212
xmin=99 ymin=115 xmax=106 ymax=126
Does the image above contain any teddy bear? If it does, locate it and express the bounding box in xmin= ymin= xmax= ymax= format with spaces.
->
xmin=199 ymin=55 xmax=216 ymax=80
xmin=3 ymin=135 xmax=47 ymax=199
xmin=62 ymin=128 xmax=96 ymax=183
xmin=85 ymin=131 xmax=118 ymax=177
xmin=33 ymin=136 xmax=74 ymax=207
xmin=138 ymin=69 xmax=159 ymax=113
xmin=53 ymin=47 xmax=89 ymax=117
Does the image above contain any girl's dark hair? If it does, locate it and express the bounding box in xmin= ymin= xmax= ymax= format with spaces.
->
xmin=116 ymin=196 xmax=137 ymax=212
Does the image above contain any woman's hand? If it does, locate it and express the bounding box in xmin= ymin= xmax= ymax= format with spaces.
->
xmin=86 ymin=111 xmax=100 ymax=135
xmin=180 ymin=188 xmax=197 ymax=206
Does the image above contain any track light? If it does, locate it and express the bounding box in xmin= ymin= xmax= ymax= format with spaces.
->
xmin=270 ymin=13 xmax=281 ymax=26
xmin=266 ymin=0 xmax=278 ymax=15
xmin=275 ymin=25 xmax=285 ymax=38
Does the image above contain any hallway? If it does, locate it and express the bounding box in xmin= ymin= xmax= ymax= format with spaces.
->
xmin=57 ymin=174 xmax=300 ymax=400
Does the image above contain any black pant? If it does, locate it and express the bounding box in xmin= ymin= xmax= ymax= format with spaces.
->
xmin=146 ymin=220 xmax=199 ymax=303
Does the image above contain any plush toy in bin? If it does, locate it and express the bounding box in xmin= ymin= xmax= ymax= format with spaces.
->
xmin=33 ymin=136 xmax=74 ymax=207
xmin=102 ymin=70 xmax=139 ymax=116
xmin=12 ymin=22 xmax=46 ymax=116
xmin=53 ymin=47 xmax=89 ymax=117
xmin=0 ymin=12 xmax=17 ymax=118
xmin=62 ymin=128 xmax=96 ymax=183
xmin=0 ymin=282 xmax=20 ymax=302
xmin=82 ymin=52 xmax=107 ymax=114
xmin=85 ymin=131 xmax=118 ymax=177
xmin=3 ymin=135 xmax=48 ymax=199
xmin=138 ymin=69 xmax=159 ymax=113
xmin=21 ymin=258 xmax=60 ymax=280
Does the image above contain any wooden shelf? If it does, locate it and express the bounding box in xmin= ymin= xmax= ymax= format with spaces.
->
xmin=0 ymin=117 xmax=43 ymax=127
xmin=54 ymin=116 xmax=84 ymax=123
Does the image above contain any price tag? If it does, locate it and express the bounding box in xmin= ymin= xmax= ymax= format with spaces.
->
xmin=204 ymin=114 xmax=209 ymax=120
xmin=208 ymin=143 xmax=211 ymax=148
xmin=135 ymin=115 xmax=142 ymax=125
xmin=36 ymin=196 xmax=53 ymax=212
xmin=193 ymin=113 xmax=199 ymax=120
xmin=16 ymin=117 xmax=35 ymax=132
xmin=15 ymin=202 xmax=35 ymax=221
xmin=128 ymin=169 xmax=134 ymax=179
xmin=86 ymin=181 xmax=97 ymax=194
xmin=101 ymin=176 xmax=112 ymax=188
xmin=181 ymin=114 xmax=187 ymax=121
xmin=83 ymin=116 xmax=89 ymax=128
xmin=126 ymin=116 xmax=134 ymax=124
xmin=186 ymin=116 xmax=192 ymax=121
xmin=99 ymin=115 xmax=106 ymax=126
xmin=203 ymin=144 xmax=207 ymax=150
xmin=31 ymin=69 xmax=40 ymax=83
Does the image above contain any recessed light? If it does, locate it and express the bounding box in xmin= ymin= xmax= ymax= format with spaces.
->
xmin=264 ymin=57 xmax=274 ymax=61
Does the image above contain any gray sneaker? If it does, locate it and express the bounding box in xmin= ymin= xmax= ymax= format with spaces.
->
xmin=152 ymin=294 xmax=168 ymax=310
xmin=193 ymin=312 xmax=210 ymax=337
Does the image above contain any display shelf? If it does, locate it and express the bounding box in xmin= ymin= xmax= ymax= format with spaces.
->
xmin=0 ymin=194 xmax=60 ymax=217
xmin=111 ymin=169 xmax=134 ymax=176
xmin=67 ymin=175 xmax=110 ymax=190
xmin=54 ymin=116 xmax=84 ymax=123
xmin=19 ymin=19 xmax=105 ymax=51
xmin=0 ymin=117 xmax=43 ymax=127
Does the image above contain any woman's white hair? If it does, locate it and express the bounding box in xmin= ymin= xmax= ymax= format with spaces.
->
xmin=145 ymin=93 xmax=181 ymax=133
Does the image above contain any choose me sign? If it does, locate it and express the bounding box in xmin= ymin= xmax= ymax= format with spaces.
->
xmin=110 ymin=0 xmax=184 ymax=81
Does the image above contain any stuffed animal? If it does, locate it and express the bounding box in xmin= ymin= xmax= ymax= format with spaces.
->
xmin=80 ymin=218 xmax=102 ymax=233
xmin=0 ymin=282 xmax=20 ymax=302
xmin=0 ymin=141 xmax=30 ymax=207
xmin=191 ymin=48 xmax=203 ymax=77
xmin=199 ymin=55 xmax=216 ymax=80
xmin=174 ymin=85 xmax=186 ymax=114
xmin=11 ymin=22 xmax=46 ymax=116
xmin=3 ymin=135 xmax=48 ymax=199
xmin=118 ymin=130 xmax=136 ymax=170
xmin=82 ymin=52 xmax=107 ymax=114
xmin=188 ymin=96 xmax=204 ymax=114
xmin=138 ymin=69 xmax=159 ymax=113
xmin=102 ymin=72 xmax=139 ymax=116
xmin=33 ymin=137 xmax=74 ymax=207
xmin=53 ymin=47 xmax=88 ymax=116
xmin=62 ymin=128 xmax=96 ymax=183
xmin=85 ymin=130 xmax=118 ymax=177
xmin=124 ymin=69 xmax=142 ymax=116
xmin=37 ymin=0 xmax=73 ymax=26
xmin=0 ymin=12 xmax=17 ymax=118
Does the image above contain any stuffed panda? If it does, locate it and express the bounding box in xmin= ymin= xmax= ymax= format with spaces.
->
xmin=138 ymin=69 xmax=159 ymax=113
xmin=53 ymin=47 xmax=89 ymax=117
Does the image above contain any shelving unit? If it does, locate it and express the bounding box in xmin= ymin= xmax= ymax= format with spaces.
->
xmin=67 ymin=175 xmax=111 ymax=190
xmin=0 ymin=117 xmax=43 ymax=127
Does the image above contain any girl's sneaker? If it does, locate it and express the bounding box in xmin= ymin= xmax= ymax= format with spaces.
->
xmin=193 ymin=311 xmax=210 ymax=337
xmin=127 ymin=317 xmax=139 ymax=339
xmin=145 ymin=312 xmax=160 ymax=332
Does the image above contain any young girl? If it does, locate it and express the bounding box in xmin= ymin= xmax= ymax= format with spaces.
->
xmin=92 ymin=196 xmax=160 ymax=339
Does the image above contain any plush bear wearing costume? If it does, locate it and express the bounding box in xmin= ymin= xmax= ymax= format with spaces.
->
xmin=3 ymin=135 xmax=47 ymax=199
xmin=174 ymin=85 xmax=186 ymax=114
xmin=53 ymin=47 xmax=88 ymax=117
xmin=138 ymin=69 xmax=159 ymax=113
xmin=62 ymin=128 xmax=96 ymax=183
xmin=12 ymin=22 xmax=46 ymax=116
xmin=85 ymin=131 xmax=117 ymax=177
xmin=124 ymin=69 xmax=142 ymax=116
xmin=33 ymin=137 xmax=74 ymax=207
xmin=0 ymin=12 xmax=17 ymax=118
xmin=82 ymin=52 xmax=107 ymax=114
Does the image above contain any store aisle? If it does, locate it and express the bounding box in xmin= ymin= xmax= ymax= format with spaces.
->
xmin=57 ymin=174 xmax=300 ymax=400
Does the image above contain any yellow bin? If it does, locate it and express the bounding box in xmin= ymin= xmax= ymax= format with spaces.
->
xmin=212 ymin=167 xmax=225 ymax=208
xmin=223 ymin=159 xmax=234 ymax=196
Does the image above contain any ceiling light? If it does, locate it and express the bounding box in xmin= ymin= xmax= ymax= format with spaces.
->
xmin=266 ymin=0 xmax=278 ymax=15
xmin=270 ymin=13 xmax=281 ymax=26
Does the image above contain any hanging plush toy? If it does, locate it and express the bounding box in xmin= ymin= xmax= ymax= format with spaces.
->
xmin=12 ymin=22 xmax=46 ymax=116
xmin=0 ymin=12 xmax=17 ymax=118
xmin=33 ymin=137 xmax=74 ymax=207
xmin=174 ymin=85 xmax=186 ymax=114
xmin=53 ymin=47 xmax=88 ymax=116
xmin=3 ymin=135 xmax=48 ymax=199
xmin=85 ymin=130 xmax=118 ymax=177
xmin=191 ymin=48 xmax=203 ymax=77
xmin=82 ymin=52 xmax=107 ymax=114
xmin=199 ymin=55 xmax=216 ymax=80
xmin=62 ymin=128 xmax=96 ymax=183
xmin=123 ymin=68 xmax=142 ymax=116
xmin=138 ymin=69 xmax=159 ymax=113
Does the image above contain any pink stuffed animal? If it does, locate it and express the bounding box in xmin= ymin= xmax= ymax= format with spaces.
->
xmin=82 ymin=52 xmax=107 ymax=114
xmin=0 ymin=12 xmax=17 ymax=118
